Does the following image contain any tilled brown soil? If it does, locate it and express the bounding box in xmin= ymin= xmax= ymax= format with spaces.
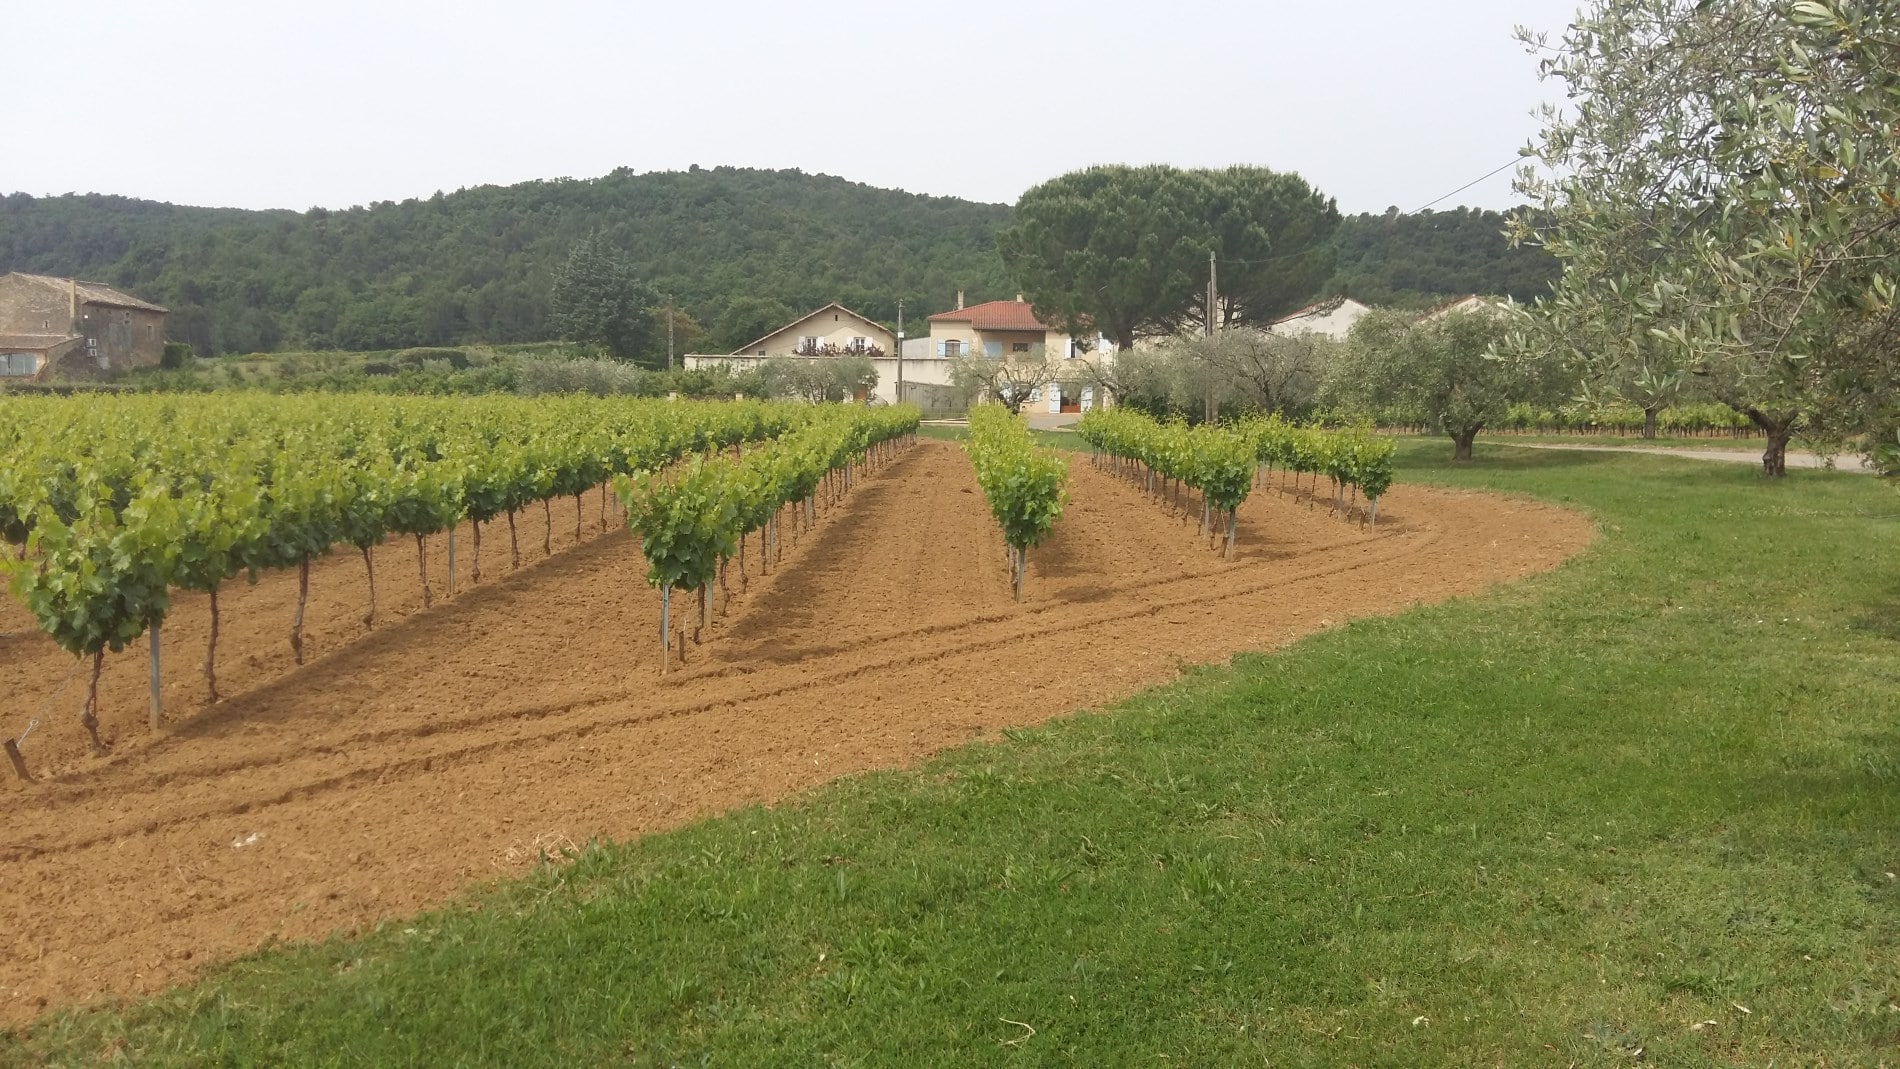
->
xmin=0 ymin=440 xmax=1593 ymax=1021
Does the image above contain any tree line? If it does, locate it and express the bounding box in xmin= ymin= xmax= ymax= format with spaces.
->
xmin=0 ymin=168 xmax=1014 ymax=360
xmin=1 ymin=168 xmax=1556 ymax=363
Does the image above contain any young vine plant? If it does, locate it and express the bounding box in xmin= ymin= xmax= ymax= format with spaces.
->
xmin=964 ymin=406 xmax=1069 ymax=601
xmin=0 ymin=393 xmax=845 ymax=748
xmin=617 ymin=405 xmax=920 ymax=670
xmin=1076 ymin=409 xmax=1397 ymax=557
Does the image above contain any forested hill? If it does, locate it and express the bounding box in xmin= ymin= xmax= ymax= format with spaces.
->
xmin=0 ymin=169 xmax=1560 ymax=356
xmin=1326 ymin=207 xmax=1560 ymax=308
xmin=0 ymin=167 xmax=1016 ymax=355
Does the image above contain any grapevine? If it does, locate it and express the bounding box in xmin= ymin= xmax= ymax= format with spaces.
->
xmin=964 ymin=406 xmax=1069 ymax=601
xmin=618 ymin=405 xmax=921 ymax=669
xmin=0 ymin=393 xmax=838 ymax=749
xmin=1077 ymin=410 xmax=1398 ymax=547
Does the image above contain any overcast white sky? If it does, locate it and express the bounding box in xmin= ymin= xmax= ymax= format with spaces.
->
xmin=8 ymin=0 xmax=1582 ymax=214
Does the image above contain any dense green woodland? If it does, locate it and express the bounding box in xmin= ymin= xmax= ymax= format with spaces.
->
xmin=1327 ymin=207 xmax=1560 ymax=307
xmin=0 ymin=168 xmax=1012 ymax=357
xmin=0 ymin=167 xmax=1554 ymax=357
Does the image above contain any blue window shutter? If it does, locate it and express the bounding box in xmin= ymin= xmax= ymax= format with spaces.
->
xmin=985 ymin=340 xmax=1003 ymax=358
xmin=936 ymin=340 xmax=946 ymax=357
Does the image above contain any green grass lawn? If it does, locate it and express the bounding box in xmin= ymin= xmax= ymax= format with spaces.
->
xmin=1469 ymin=432 xmax=1768 ymax=452
xmin=9 ymin=446 xmax=1900 ymax=1066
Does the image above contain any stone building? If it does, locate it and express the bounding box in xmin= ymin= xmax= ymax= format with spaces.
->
xmin=0 ymin=272 xmax=169 ymax=380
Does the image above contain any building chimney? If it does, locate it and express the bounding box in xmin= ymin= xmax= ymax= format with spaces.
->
xmin=955 ymin=289 xmax=964 ymax=311
xmin=1015 ymin=292 xmax=1025 ymax=303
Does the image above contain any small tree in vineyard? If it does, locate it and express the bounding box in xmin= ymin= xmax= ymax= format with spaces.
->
xmin=1340 ymin=308 xmax=1555 ymax=461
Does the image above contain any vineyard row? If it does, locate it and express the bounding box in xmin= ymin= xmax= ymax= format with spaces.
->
xmin=0 ymin=394 xmax=912 ymax=751
xmin=1076 ymin=411 xmax=1397 ymax=557
xmin=617 ymin=406 xmax=920 ymax=669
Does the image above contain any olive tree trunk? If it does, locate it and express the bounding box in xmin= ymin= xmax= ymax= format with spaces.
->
xmin=1450 ymin=424 xmax=1482 ymax=462
xmin=1746 ymin=408 xmax=1799 ymax=478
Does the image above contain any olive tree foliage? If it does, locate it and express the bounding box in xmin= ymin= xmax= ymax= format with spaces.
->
xmin=1509 ymin=0 xmax=1900 ymax=476
xmin=1190 ymin=329 xmax=1336 ymax=416
xmin=1110 ymin=329 xmax=1335 ymax=422
xmin=997 ymin=165 xmax=1339 ymax=350
xmin=949 ymin=346 xmax=1060 ymax=415
xmin=1110 ymin=345 xmax=1231 ymax=421
xmin=759 ymin=356 xmax=877 ymax=403
xmin=1333 ymin=309 xmax=1560 ymax=461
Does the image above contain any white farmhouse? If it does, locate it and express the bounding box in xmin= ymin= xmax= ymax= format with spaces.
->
xmin=1265 ymin=297 xmax=1375 ymax=340
xmin=1416 ymin=294 xmax=1516 ymax=321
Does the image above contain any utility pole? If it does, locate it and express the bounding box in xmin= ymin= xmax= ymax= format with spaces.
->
xmin=1204 ymin=252 xmax=1219 ymax=422
xmin=895 ymin=298 xmax=904 ymax=404
xmin=1206 ymin=251 xmax=1218 ymax=336
xmin=666 ymin=296 xmax=676 ymax=371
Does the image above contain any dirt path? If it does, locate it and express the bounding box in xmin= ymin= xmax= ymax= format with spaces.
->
xmin=1505 ymin=441 xmax=1873 ymax=472
xmin=0 ymin=441 xmax=1593 ymax=1021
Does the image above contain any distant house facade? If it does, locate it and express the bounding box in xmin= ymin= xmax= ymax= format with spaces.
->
xmin=926 ymin=292 xmax=1110 ymax=414
xmin=1266 ymin=297 xmax=1374 ymax=341
xmin=0 ymin=271 xmax=169 ymax=379
xmin=1417 ymin=294 xmax=1515 ymax=321
xmin=685 ymin=293 xmax=1113 ymax=413
xmin=684 ymin=302 xmax=903 ymax=402
xmin=0 ymin=272 xmax=168 ymax=380
xmin=726 ymin=302 xmax=894 ymax=361
xmin=924 ymin=292 xmax=1073 ymax=361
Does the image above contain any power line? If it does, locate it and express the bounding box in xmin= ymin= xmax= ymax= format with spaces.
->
xmin=1207 ymin=157 xmax=1533 ymax=270
xmin=1408 ymin=158 xmax=1524 ymax=214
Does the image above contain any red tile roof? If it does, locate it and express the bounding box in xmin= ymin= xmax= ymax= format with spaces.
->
xmin=926 ymin=299 xmax=1053 ymax=332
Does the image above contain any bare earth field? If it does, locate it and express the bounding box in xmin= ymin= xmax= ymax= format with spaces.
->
xmin=0 ymin=440 xmax=1592 ymax=1021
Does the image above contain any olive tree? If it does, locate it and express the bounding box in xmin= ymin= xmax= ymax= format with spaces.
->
xmin=760 ymin=356 xmax=877 ymax=403
xmin=1512 ymin=0 xmax=1900 ymax=475
xmin=1189 ymin=328 xmax=1333 ymax=418
xmin=1111 ymin=330 xmax=1332 ymax=423
xmin=948 ymin=346 xmax=1060 ymax=415
xmin=1338 ymin=308 xmax=1558 ymax=461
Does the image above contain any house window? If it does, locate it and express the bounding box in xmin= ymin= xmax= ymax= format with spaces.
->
xmin=757 ymin=349 xmax=767 ymax=356
xmin=1 ymin=353 xmax=35 ymax=376
xmin=985 ymin=340 xmax=1003 ymax=358
xmin=851 ymin=336 xmax=869 ymax=350
xmin=1011 ymin=342 xmax=1030 ymax=352
xmin=942 ymin=339 xmax=961 ymax=357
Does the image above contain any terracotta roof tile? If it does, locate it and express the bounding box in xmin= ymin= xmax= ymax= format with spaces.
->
xmin=926 ymin=299 xmax=1053 ymax=332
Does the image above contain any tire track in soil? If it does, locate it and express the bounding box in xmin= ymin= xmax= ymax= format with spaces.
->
xmin=0 ymin=440 xmax=1594 ymax=1021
